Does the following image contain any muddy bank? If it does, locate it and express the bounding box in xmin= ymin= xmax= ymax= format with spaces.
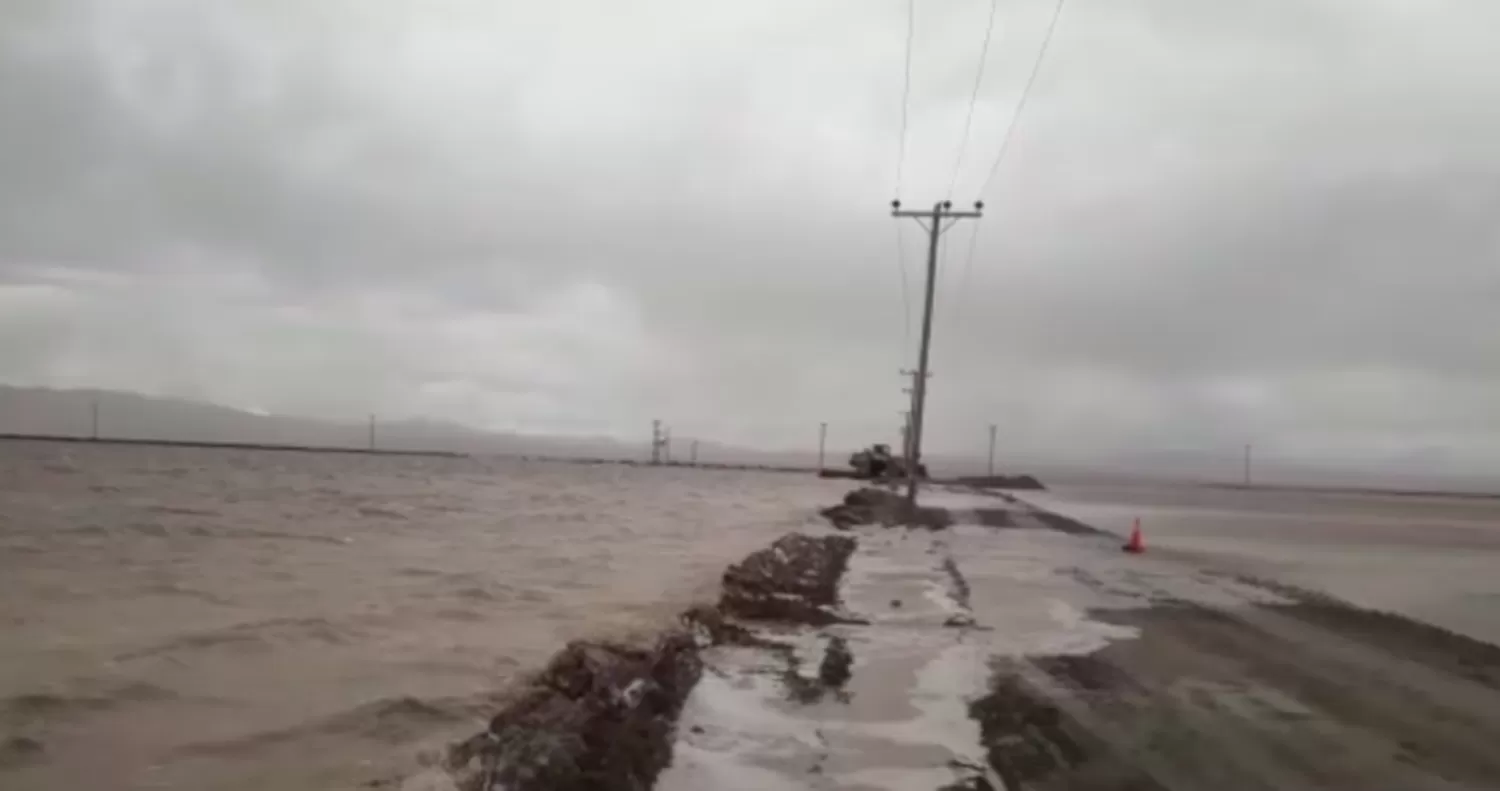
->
xmin=435 ymin=489 xmax=1500 ymax=791
xmin=821 ymin=487 xmax=1109 ymax=536
xmin=1026 ymin=509 xmax=1106 ymax=536
xmin=819 ymin=486 xmax=953 ymax=530
xmin=441 ymin=632 xmax=700 ymax=791
xmin=436 ymin=532 xmax=861 ymax=790
xmin=969 ymin=594 xmax=1500 ymax=790
xmin=720 ymin=533 xmax=859 ymax=624
xmin=948 ymin=474 xmax=1046 ymax=491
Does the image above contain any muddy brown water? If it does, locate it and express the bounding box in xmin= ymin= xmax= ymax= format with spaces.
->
xmin=0 ymin=440 xmax=847 ymax=790
xmin=9 ymin=443 xmax=1500 ymax=791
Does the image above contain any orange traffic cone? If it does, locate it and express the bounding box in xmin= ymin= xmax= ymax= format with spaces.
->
xmin=1122 ymin=518 xmax=1145 ymax=554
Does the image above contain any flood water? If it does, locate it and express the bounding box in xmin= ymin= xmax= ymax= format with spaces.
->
xmin=0 ymin=441 xmax=847 ymax=790
xmin=1027 ymin=482 xmax=1500 ymax=645
xmin=7 ymin=441 xmax=1500 ymax=790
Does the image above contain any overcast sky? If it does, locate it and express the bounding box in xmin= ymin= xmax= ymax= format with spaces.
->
xmin=2 ymin=0 xmax=1498 ymax=467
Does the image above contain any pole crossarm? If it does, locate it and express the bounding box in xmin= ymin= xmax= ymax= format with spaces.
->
xmin=892 ymin=210 xmax=983 ymax=219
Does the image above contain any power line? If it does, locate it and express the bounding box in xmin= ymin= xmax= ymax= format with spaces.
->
xmin=976 ymin=0 xmax=1069 ymax=198
xmin=891 ymin=0 xmax=918 ymax=366
xmin=895 ymin=222 xmax=912 ymax=362
xmin=894 ymin=0 xmax=916 ymax=198
xmin=934 ymin=223 xmax=954 ymax=327
xmin=952 ymin=0 xmax=1070 ymax=329
xmin=947 ymin=0 xmax=1002 ymax=198
xmin=949 ymin=221 xmax=983 ymax=329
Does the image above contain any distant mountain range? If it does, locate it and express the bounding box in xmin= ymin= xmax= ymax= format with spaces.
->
xmin=0 ymin=385 xmax=1064 ymax=478
xmin=4 ymin=386 xmax=1495 ymax=493
xmin=0 ymin=386 xmax=788 ymax=465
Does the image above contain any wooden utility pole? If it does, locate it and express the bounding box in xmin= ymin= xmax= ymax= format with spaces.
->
xmin=817 ymin=422 xmax=828 ymax=470
xmin=899 ymin=369 xmax=926 ymax=460
xmin=987 ymin=424 xmax=997 ymax=477
xmin=892 ymin=199 xmax=983 ymax=507
xmin=898 ymin=410 xmax=911 ymax=462
xmin=368 ymin=414 xmax=376 ymax=450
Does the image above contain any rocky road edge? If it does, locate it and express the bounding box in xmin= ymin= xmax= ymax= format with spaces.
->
xmin=819 ymin=486 xmax=954 ymax=530
xmin=818 ymin=486 xmax=1038 ymax=532
xmin=434 ymin=533 xmax=858 ymax=791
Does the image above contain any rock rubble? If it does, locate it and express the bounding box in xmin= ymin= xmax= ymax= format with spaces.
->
xmin=440 ymin=531 xmax=863 ymax=790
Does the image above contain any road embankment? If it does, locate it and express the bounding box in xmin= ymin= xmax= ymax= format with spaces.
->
xmin=422 ymin=486 xmax=1500 ymax=791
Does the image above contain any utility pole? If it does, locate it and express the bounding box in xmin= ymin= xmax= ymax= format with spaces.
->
xmin=368 ymin=414 xmax=376 ymax=451
xmin=650 ymin=420 xmax=664 ymax=464
xmin=899 ymin=369 xmax=926 ymax=459
xmin=987 ymin=424 xmax=997 ymax=477
xmin=892 ymin=199 xmax=983 ymax=507
xmin=90 ymin=396 xmax=99 ymax=441
xmin=897 ymin=410 xmax=911 ymax=462
xmin=1243 ymin=443 xmax=1252 ymax=486
xmin=817 ymin=422 xmax=828 ymax=470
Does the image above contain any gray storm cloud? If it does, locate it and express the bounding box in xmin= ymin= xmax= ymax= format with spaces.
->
xmin=2 ymin=0 xmax=1498 ymax=471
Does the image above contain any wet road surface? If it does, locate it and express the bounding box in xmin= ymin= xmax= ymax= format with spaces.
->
xmin=662 ymin=488 xmax=1500 ymax=790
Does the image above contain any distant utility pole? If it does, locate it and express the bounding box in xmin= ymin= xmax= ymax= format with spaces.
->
xmin=892 ymin=199 xmax=983 ymax=507
xmin=650 ymin=420 xmax=664 ymax=464
xmin=899 ymin=369 xmax=927 ymax=460
xmin=987 ymin=424 xmax=997 ymax=477
xmin=90 ymin=396 xmax=100 ymax=441
xmin=368 ymin=414 xmax=376 ymax=451
xmin=1244 ymin=443 xmax=1252 ymax=486
xmin=818 ymin=422 xmax=828 ymax=470
xmin=898 ymin=410 xmax=912 ymax=461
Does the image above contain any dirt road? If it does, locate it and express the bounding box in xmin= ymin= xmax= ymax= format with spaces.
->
xmin=978 ymin=573 xmax=1500 ymax=790
xmin=662 ymin=489 xmax=1500 ymax=790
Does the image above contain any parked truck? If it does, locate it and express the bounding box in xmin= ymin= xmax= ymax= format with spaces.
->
xmin=845 ymin=443 xmax=927 ymax=480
